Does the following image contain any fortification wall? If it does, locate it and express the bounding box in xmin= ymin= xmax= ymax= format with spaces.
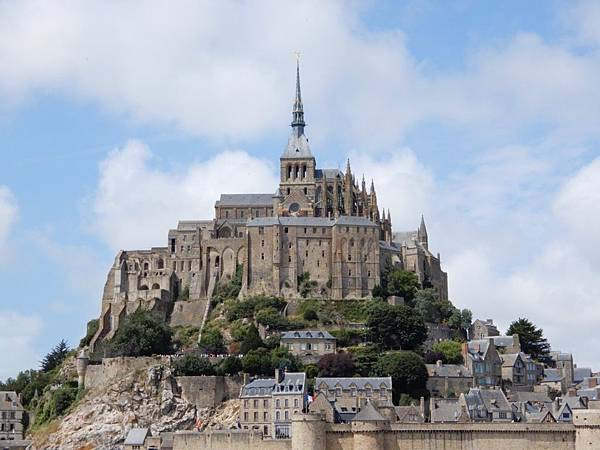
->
xmin=322 ymin=423 xmax=576 ymax=450
xmin=170 ymin=300 xmax=207 ymax=327
xmin=173 ymin=431 xmax=290 ymax=450
xmin=85 ymin=356 xmax=171 ymax=390
xmin=176 ymin=375 xmax=242 ymax=409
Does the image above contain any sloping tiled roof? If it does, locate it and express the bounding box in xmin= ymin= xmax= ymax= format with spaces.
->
xmin=281 ymin=330 xmax=335 ymax=340
xmin=353 ymin=401 xmax=386 ymax=422
xmin=510 ymin=391 xmax=551 ymax=404
xmin=431 ymin=399 xmax=461 ymax=423
xmin=0 ymin=391 xmax=23 ymax=410
xmin=543 ymin=369 xmax=563 ymax=383
xmin=124 ymin=428 xmax=149 ymax=445
xmin=500 ymin=353 xmax=521 ymax=368
xmin=282 ymin=130 xmax=313 ymax=159
xmin=215 ymin=193 xmax=275 ymax=207
xmin=492 ymin=336 xmax=516 ymax=348
xmin=315 ymin=377 xmax=392 ymax=390
xmin=574 ymin=367 xmax=593 ymax=384
xmin=241 ymin=378 xmax=277 ymax=397
xmin=273 ymin=372 xmax=306 ymax=395
xmin=315 ymin=169 xmax=343 ymax=180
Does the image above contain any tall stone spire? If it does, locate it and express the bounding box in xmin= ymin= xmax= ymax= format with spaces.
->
xmin=417 ymin=214 xmax=428 ymax=250
xmin=291 ymin=54 xmax=305 ymax=133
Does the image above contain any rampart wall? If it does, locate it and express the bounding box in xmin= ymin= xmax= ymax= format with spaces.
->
xmin=85 ymin=356 xmax=172 ymax=390
xmin=176 ymin=375 xmax=242 ymax=409
xmin=173 ymin=430 xmax=290 ymax=450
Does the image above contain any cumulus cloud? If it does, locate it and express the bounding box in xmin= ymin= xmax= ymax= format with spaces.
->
xmin=90 ymin=140 xmax=278 ymax=250
xmin=1 ymin=1 xmax=600 ymax=147
xmin=0 ymin=310 xmax=43 ymax=380
xmin=0 ymin=186 xmax=18 ymax=259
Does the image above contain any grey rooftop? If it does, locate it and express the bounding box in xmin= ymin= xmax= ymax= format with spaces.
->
xmin=215 ymin=193 xmax=275 ymax=207
xmin=315 ymin=377 xmax=392 ymax=390
xmin=124 ymin=428 xmax=149 ymax=445
xmin=281 ymin=330 xmax=335 ymax=340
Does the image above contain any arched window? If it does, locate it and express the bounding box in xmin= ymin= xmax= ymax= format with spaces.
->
xmin=139 ymin=285 xmax=149 ymax=291
xmin=143 ymin=262 xmax=149 ymax=270
xmin=152 ymin=283 xmax=160 ymax=290
xmin=157 ymin=258 xmax=164 ymax=269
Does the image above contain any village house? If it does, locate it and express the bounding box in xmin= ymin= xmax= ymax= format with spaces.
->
xmin=280 ymin=330 xmax=336 ymax=363
xmin=0 ymin=392 xmax=24 ymax=441
xmin=468 ymin=319 xmax=499 ymax=340
xmin=425 ymin=360 xmax=473 ymax=398
xmin=314 ymin=377 xmax=392 ymax=414
xmin=500 ymin=352 xmax=540 ymax=391
xmin=239 ymin=369 xmax=306 ymax=439
xmin=462 ymin=339 xmax=502 ymax=387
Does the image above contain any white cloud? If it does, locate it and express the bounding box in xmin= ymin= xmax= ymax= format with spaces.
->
xmin=90 ymin=140 xmax=278 ymax=250
xmin=0 ymin=2 xmax=599 ymax=147
xmin=0 ymin=186 xmax=18 ymax=259
xmin=0 ymin=310 xmax=43 ymax=380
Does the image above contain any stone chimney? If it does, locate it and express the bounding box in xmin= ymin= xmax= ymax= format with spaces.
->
xmin=275 ymin=368 xmax=281 ymax=383
xmin=242 ymin=372 xmax=249 ymax=385
xmin=420 ymin=396 xmax=426 ymax=421
xmin=589 ymin=377 xmax=598 ymax=388
xmin=461 ymin=342 xmax=469 ymax=362
xmin=436 ymin=360 xmax=443 ymax=367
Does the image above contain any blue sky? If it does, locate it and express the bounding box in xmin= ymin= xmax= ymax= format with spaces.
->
xmin=1 ymin=0 xmax=600 ymax=379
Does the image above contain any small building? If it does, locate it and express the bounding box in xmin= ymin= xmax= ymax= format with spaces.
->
xmin=426 ymin=361 xmax=473 ymax=398
xmin=550 ymin=352 xmax=574 ymax=388
xmin=124 ymin=428 xmax=150 ymax=450
xmin=239 ymin=369 xmax=306 ymax=439
xmin=314 ymin=377 xmax=392 ymax=413
xmin=429 ymin=397 xmax=470 ymax=423
xmin=424 ymin=322 xmax=454 ymax=350
xmin=541 ymin=368 xmax=566 ymax=394
xmin=462 ymin=339 xmax=502 ymax=387
xmin=280 ymin=330 xmax=336 ymax=363
xmin=0 ymin=392 xmax=24 ymax=441
xmin=468 ymin=319 xmax=499 ymax=340
xmin=500 ymin=352 xmax=540 ymax=391
xmin=460 ymin=388 xmax=513 ymax=422
xmin=491 ymin=335 xmax=521 ymax=354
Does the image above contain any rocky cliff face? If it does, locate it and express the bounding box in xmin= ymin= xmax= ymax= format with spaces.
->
xmin=36 ymin=364 xmax=197 ymax=450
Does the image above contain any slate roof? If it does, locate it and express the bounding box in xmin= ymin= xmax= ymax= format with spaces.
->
xmin=426 ymin=364 xmax=472 ymax=378
xmin=392 ymin=231 xmax=417 ymax=246
xmin=395 ymin=405 xmax=424 ymax=423
xmin=478 ymin=389 xmax=511 ymax=412
xmin=273 ymin=372 xmax=306 ymax=395
xmin=543 ymin=369 xmax=563 ymax=383
xmin=215 ymin=193 xmax=275 ymax=207
xmin=574 ymin=367 xmax=593 ymax=384
xmin=247 ymin=216 xmax=377 ymax=228
xmin=430 ymin=399 xmax=461 ymax=423
xmin=282 ymin=130 xmax=313 ymax=159
xmin=500 ymin=353 xmax=522 ymax=368
xmin=577 ymin=388 xmax=600 ymax=401
xmin=0 ymin=391 xmax=22 ymax=410
xmin=492 ymin=336 xmax=516 ymax=348
xmin=124 ymin=428 xmax=149 ymax=445
xmin=241 ymin=378 xmax=277 ymax=397
xmin=315 ymin=377 xmax=392 ymax=390
xmin=315 ymin=168 xmax=343 ymax=180
xmin=281 ymin=330 xmax=335 ymax=340
xmin=466 ymin=339 xmax=493 ymax=361
xmin=510 ymin=392 xmax=551 ymax=404
xmin=352 ymin=401 xmax=387 ymax=422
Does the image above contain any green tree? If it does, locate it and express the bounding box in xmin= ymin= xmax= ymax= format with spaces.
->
xmin=255 ymin=307 xmax=290 ymax=331
xmin=347 ymin=344 xmax=380 ymax=377
xmin=40 ymin=340 xmax=70 ymax=372
xmin=413 ymin=289 xmax=440 ymax=323
xmin=79 ymin=319 xmax=99 ymax=348
xmin=385 ymin=268 xmax=420 ymax=304
xmin=507 ymin=318 xmax=551 ymax=361
xmin=242 ymin=348 xmax=273 ymax=375
xmin=431 ymin=340 xmax=463 ymax=364
xmin=317 ymin=352 xmax=356 ymax=377
xmin=173 ymin=354 xmax=215 ymax=376
xmin=371 ymin=351 xmax=428 ymax=403
xmin=240 ymin=325 xmax=264 ymax=354
xmin=365 ymin=301 xmax=427 ymax=350
xmin=199 ymin=328 xmax=226 ymax=354
xmin=270 ymin=347 xmax=301 ymax=372
xmin=219 ymin=356 xmax=243 ymax=375
xmin=448 ymin=308 xmax=472 ymax=331
xmin=108 ymin=310 xmax=173 ymax=357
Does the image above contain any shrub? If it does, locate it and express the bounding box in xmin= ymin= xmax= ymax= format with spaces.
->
xmin=219 ymin=356 xmax=243 ymax=375
xmin=199 ymin=328 xmax=226 ymax=355
xmin=242 ymin=348 xmax=273 ymax=375
xmin=79 ymin=319 xmax=99 ymax=348
xmin=240 ymin=325 xmax=264 ymax=354
xmin=371 ymin=351 xmax=428 ymax=403
xmin=347 ymin=344 xmax=380 ymax=377
xmin=317 ymin=353 xmax=356 ymax=377
xmin=108 ymin=310 xmax=173 ymax=357
xmin=302 ymin=307 xmax=319 ymax=322
xmin=172 ymin=325 xmax=200 ymax=350
xmin=173 ymin=354 xmax=215 ymax=376
xmin=431 ymin=340 xmax=463 ymax=364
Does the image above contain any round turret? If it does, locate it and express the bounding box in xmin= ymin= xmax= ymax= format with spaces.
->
xmin=76 ymin=349 xmax=90 ymax=388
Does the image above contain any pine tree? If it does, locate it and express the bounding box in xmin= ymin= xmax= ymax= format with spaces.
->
xmin=40 ymin=340 xmax=70 ymax=372
xmin=507 ymin=318 xmax=551 ymax=362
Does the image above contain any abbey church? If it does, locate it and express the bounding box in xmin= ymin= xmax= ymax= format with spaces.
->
xmin=90 ymin=63 xmax=447 ymax=350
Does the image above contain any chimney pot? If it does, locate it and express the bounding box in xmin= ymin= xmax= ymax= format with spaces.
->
xmin=436 ymin=360 xmax=443 ymax=367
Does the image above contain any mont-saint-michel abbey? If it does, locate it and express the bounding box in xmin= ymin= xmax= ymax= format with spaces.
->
xmin=89 ymin=63 xmax=447 ymax=352
xmin=5 ymin=59 xmax=600 ymax=450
